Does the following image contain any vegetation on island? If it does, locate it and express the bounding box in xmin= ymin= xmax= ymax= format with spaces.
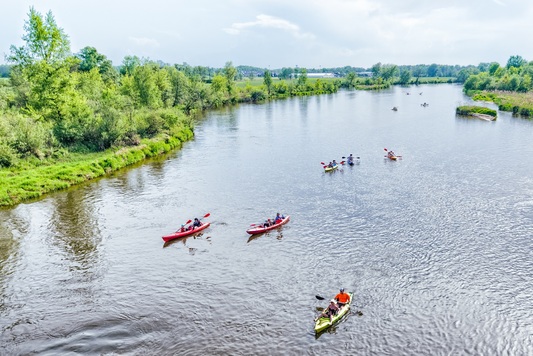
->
xmin=455 ymin=106 xmax=497 ymax=120
xmin=462 ymin=55 xmax=533 ymax=117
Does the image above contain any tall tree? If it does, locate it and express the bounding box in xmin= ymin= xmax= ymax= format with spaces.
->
xmin=263 ymin=70 xmax=272 ymax=95
xmin=223 ymin=61 xmax=237 ymax=95
xmin=8 ymin=7 xmax=70 ymax=66
xmin=506 ymin=55 xmax=525 ymax=69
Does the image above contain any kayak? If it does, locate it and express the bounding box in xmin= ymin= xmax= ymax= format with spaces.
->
xmin=324 ymin=165 xmax=339 ymax=172
xmin=314 ymin=292 xmax=353 ymax=333
xmin=246 ymin=215 xmax=290 ymax=235
xmin=387 ymin=155 xmax=397 ymax=161
xmin=162 ymin=222 xmax=211 ymax=242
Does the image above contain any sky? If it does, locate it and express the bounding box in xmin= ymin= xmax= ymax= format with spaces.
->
xmin=1 ymin=0 xmax=532 ymax=69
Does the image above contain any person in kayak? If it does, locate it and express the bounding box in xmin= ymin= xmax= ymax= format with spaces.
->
xmin=263 ymin=218 xmax=272 ymax=228
xmin=192 ymin=218 xmax=203 ymax=228
xmin=332 ymin=159 xmax=338 ymax=166
xmin=327 ymin=161 xmax=333 ymax=168
xmin=178 ymin=224 xmax=186 ymax=232
xmin=274 ymin=213 xmax=283 ymax=224
xmin=335 ymin=288 xmax=351 ymax=307
xmin=388 ymin=150 xmax=396 ymax=158
xmin=347 ymin=154 xmax=354 ymax=165
xmin=318 ymin=300 xmax=340 ymax=322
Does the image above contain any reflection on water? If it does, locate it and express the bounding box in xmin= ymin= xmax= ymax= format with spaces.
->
xmin=1 ymin=84 xmax=533 ymax=354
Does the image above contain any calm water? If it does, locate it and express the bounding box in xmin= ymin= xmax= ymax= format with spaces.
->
xmin=1 ymin=84 xmax=533 ymax=355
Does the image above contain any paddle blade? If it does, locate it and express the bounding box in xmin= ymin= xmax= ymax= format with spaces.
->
xmin=185 ymin=219 xmax=192 ymax=225
xmin=320 ymin=162 xmax=325 ymax=165
xmin=384 ymin=148 xmax=388 ymax=151
xmin=203 ymin=213 xmax=211 ymax=218
xmin=315 ymin=295 xmax=326 ymax=300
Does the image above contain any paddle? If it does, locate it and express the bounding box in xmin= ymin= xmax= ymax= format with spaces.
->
xmin=316 ymin=295 xmax=326 ymax=300
xmin=342 ymin=156 xmax=360 ymax=159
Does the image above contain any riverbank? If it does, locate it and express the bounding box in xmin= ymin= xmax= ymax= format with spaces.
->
xmin=0 ymin=128 xmax=193 ymax=207
xmin=468 ymin=90 xmax=533 ymax=117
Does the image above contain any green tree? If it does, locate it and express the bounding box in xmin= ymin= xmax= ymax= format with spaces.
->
xmin=263 ymin=70 xmax=272 ymax=95
xmin=77 ymin=46 xmax=118 ymax=83
xmin=8 ymin=7 xmax=70 ymax=66
xmin=121 ymin=55 xmax=141 ymax=76
xmin=371 ymin=62 xmax=382 ymax=78
xmin=398 ymin=69 xmax=412 ymax=85
xmin=506 ymin=55 xmax=525 ymax=69
xmin=427 ymin=63 xmax=439 ymax=77
xmin=297 ymin=68 xmax=308 ymax=86
xmin=279 ymin=67 xmax=294 ymax=80
xmin=223 ymin=61 xmax=237 ymax=95
xmin=488 ymin=62 xmax=500 ymax=76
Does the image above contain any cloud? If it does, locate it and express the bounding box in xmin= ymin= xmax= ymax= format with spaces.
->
xmin=224 ymin=14 xmax=315 ymax=39
xmin=128 ymin=36 xmax=160 ymax=48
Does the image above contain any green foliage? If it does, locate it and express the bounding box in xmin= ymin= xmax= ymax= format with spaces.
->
xmin=8 ymin=7 xmax=70 ymax=66
xmin=0 ymin=142 xmax=18 ymax=167
xmin=456 ymin=105 xmax=497 ymax=117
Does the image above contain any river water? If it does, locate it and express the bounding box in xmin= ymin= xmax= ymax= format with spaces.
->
xmin=1 ymin=84 xmax=533 ymax=355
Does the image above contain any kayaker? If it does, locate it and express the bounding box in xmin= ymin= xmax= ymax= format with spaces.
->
xmin=319 ymin=300 xmax=339 ymax=322
xmin=327 ymin=161 xmax=333 ymax=168
xmin=335 ymin=288 xmax=351 ymax=307
xmin=179 ymin=224 xmax=186 ymax=232
xmin=193 ymin=218 xmax=202 ymax=228
xmin=274 ymin=213 xmax=283 ymax=224
xmin=332 ymin=159 xmax=338 ymax=166
xmin=388 ymin=150 xmax=396 ymax=158
xmin=347 ymin=154 xmax=354 ymax=165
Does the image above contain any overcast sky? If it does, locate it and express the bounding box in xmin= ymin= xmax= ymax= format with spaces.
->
xmin=1 ymin=0 xmax=532 ymax=69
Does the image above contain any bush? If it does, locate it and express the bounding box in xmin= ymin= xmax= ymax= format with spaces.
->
xmin=0 ymin=142 xmax=18 ymax=167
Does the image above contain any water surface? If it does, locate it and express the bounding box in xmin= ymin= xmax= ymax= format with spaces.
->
xmin=1 ymin=84 xmax=533 ymax=355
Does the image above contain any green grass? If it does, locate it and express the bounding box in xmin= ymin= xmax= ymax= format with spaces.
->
xmin=0 ymin=128 xmax=194 ymax=207
xmin=456 ymin=105 xmax=497 ymax=117
xmin=471 ymin=91 xmax=533 ymax=117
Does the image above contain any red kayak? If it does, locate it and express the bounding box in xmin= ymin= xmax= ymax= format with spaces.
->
xmin=162 ymin=222 xmax=211 ymax=242
xmin=246 ymin=216 xmax=290 ymax=235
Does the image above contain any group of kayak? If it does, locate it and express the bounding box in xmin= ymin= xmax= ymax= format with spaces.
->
xmin=162 ymin=212 xmax=291 ymax=242
xmin=323 ymin=149 xmax=401 ymax=172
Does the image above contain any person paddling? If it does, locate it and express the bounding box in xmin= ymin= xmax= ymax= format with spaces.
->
xmin=347 ymin=154 xmax=354 ymax=165
xmin=192 ymin=218 xmax=202 ymax=228
xmin=335 ymin=288 xmax=351 ymax=307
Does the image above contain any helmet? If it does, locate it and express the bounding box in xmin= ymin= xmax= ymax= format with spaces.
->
xmin=340 ymin=288 xmax=345 ymax=292
xmin=330 ymin=299 xmax=336 ymax=303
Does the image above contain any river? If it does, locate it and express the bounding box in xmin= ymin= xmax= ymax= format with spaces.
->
xmin=1 ymin=84 xmax=532 ymax=355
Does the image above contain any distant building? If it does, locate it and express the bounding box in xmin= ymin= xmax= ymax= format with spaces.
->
xmin=307 ymin=72 xmax=336 ymax=78
xmin=358 ymin=71 xmax=373 ymax=77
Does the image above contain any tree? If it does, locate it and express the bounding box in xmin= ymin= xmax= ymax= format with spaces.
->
xmin=121 ymin=55 xmax=141 ymax=76
xmin=77 ymin=46 xmax=118 ymax=83
xmin=279 ymin=67 xmax=294 ymax=80
xmin=506 ymin=55 xmax=525 ymax=69
xmin=263 ymin=70 xmax=272 ymax=95
xmin=297 ymin=68 xmax=308 ymax=86
xmin=398 ymin=69 xmax=412 ymax=85
xmin=427 ymin=63 xmax=439 ymax=77
xmin=8 ymin=7 xmax=70 ymax=66
xmin=488 ymin=62 xmax=500 ymax=76
xmin=345 ymin=72 xmax=356 ymax=87
xmin=381 ymin=64 xmax=398 ymax=81
xmin=223 ymin=61 xmax=237 ymax=95
xmin=371 ymin=62 xmax=382 ymax=78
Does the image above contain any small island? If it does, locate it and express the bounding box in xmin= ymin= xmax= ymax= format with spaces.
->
xmin=456 ymin=106 xmax=497 ymax=121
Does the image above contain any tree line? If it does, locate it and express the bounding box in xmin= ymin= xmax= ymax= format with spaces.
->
xmin=0 ymin=8 xmax=340 ymax=168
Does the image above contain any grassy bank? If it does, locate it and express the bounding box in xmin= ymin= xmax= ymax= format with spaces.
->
xmin=469 ymin=91 xmax=533 ymax=117
xmin=0 ymin=127 xmax=193 ymax=207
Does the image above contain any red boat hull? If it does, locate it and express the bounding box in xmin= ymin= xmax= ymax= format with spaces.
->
xmin=246 ymin=216 xmax=290 ymax=235
xmin=162 ymin=222 xmax=211 ymax=242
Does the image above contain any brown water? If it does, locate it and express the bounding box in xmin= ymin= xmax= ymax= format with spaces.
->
xmin=1 ymin=84 xmax=533 ymax=355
